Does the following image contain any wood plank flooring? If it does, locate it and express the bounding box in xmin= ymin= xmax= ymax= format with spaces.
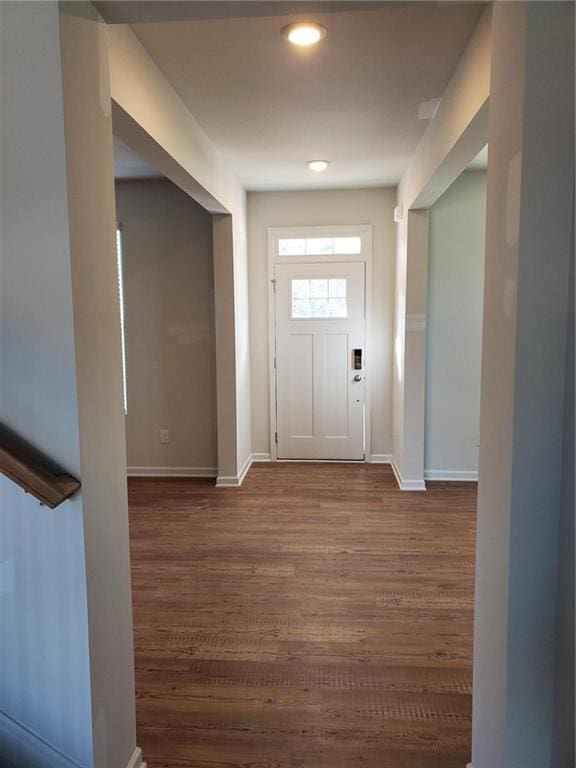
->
xmin=128 ymin=462 xmax=477 ymax=768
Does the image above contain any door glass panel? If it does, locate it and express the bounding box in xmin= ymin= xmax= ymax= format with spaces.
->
xmin=291 ymin=279 xmax=347 ymax=319
xmin=310 ymin=298 xmax=328 ymax=316
xmin=329 ymin=278 xmax=347 ymax=298
xmin=291 ymin=279 xmax=310 ymax=298
xmin=292 ymin=299 xmax=311 ymax=318
xmin=327 ymin=298 xmax=347 ymax=318
xmin=310 ymin=278 xmax=328 ymax=298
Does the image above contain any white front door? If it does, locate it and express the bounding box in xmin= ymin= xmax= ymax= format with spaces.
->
xmin=274 ymin=261 xmax=366 ymax=460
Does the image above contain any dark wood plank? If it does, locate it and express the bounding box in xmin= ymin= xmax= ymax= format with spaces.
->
xmin=0 ymin=424 xmax=80 ymax=508
xmin=128 ymin=462 xmax=476 ymax=768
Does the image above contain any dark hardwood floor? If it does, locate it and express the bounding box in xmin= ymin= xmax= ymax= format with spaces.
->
xmin=128 ymin=462 xmax=477 ymax=768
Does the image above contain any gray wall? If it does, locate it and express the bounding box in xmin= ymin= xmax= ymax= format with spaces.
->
xmin=551 ymin=201 xmax=574 ymax=767
xmin=115 ymin=179 xmax=218 ymax=473
xmin=425 ymin=169 xmax=486 ymax=477
xmin=0 ymin=4 xmax=93 ymax=763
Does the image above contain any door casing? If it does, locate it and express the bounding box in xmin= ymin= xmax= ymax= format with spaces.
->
xmin=267 ymin=224 xmax=373 ymax=462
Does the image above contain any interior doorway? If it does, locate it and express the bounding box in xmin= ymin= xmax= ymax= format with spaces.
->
xmin=424 ymin=151 xmax=487 ymax=482
xmin=112 ymin=137 xmax=219 ymax=480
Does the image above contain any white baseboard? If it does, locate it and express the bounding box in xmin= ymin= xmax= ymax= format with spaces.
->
xmin=366 ymin=453 xmax=393 ymax=463
xmin=127 ymin=458 xmax=476 ymax=489
xmin=129 ymin=454 xmax=270 ymax=487
xmin=425 ymin=469 xmax=478 ymax=481
xmin=0 ymin=710 xmax=146 ymax=768
xmin=0 ymin=707 xmax=83 ymax=767
xmin=216 ymin=453 xmax=253 ymax=487
xmin=127 ymin=466 xmax=217 ymax=478
xmin=251 ymin=452 xmax=271 ymax=462
xmin=215 ymin=475 xmax=242 ymax=487
xmin=126 ymin=746 xmax=146 ymax=768
xmin=390 ymin=455 xmax=427 ymax=491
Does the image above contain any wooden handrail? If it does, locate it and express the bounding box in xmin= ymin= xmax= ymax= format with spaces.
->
xmin=0 ymin=425 xmax=80 ymax=508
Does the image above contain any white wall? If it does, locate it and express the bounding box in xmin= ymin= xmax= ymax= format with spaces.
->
xmin=0 ymin=4 xmax=136 ymax=767
xmin=247 ymin=188 xmax=396 ymax=458
xmin=115 ymin=179 xmax=218 ymax=474
xmin=425 ymin=170 xmax=486 ymax=479
xmin=108 ymin=24 xmax=251 ymax=482
xmin=471 ymin=2 xmax=574 ymax=766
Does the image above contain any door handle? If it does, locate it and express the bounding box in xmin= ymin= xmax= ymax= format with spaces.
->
xmin=353 ymin=374 xmax=362 ymax=382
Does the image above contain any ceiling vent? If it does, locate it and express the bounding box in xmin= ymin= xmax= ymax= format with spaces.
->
xmin=418 ymin=98 xmax=441 ymax=120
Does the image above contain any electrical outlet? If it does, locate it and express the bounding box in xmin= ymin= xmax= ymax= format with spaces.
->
xmin=160 ymin=429 xmax=170 ymax=444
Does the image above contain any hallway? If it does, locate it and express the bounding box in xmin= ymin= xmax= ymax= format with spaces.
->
xmin=128 ymin=463 xmax=476 ymax=768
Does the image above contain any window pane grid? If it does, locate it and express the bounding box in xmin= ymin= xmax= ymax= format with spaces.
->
xmin=279 ymin=236 xmax=361 ymax=256
xmin=291 ymin=279 xmax=347 ymax=318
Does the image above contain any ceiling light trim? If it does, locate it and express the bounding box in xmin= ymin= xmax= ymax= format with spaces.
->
xmin=307 ymin=160 xmax=329 ymax=172
xmin=282 ymin=22 xmax=327 ymax=47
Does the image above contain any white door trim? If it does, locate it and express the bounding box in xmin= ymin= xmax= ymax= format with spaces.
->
xmin=267 ymin=224 xmax=373 ymax=462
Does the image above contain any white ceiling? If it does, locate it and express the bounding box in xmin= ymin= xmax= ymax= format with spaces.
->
xmin=130 ymin=3 xmax=485 ymax=190
xmin=113 ymin=136 xmax=163 ymax=179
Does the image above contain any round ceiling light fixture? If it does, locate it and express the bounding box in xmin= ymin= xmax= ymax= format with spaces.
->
xmin=307 ymin=160 xmax=329 ymax=172
xmin=282 ymin=22 xmax=327 ymax=47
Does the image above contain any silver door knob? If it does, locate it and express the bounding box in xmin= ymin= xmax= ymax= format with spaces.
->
xmin=353 ymin=374 xmax=362 ymax=382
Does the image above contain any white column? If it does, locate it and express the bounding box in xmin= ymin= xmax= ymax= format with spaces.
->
xmin=213 ymin=214 xmax=240 ymax=482
xmin=59 ymin=4 xmax=137 ymax=767
xmin=401 ymin=210 xmax=429 ymax=489
xmin=471 ymin=3 xmax=574 ymax=766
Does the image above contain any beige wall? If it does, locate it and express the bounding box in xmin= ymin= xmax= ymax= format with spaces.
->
xmin=115 ymin=178 xmax=218 ymax=473
xmin=425 ymin=169 xmax=486 ymax=477
xmin=247 ymin=188 xmax=396 ymax=458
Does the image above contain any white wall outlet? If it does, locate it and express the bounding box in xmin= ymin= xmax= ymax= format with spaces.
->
xmin=160 ymin=429 xmax=170 ymax=444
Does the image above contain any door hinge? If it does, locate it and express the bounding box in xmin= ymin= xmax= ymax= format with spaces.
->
xmin=273 ymin=357 xmax=277 ymax=370
xmin=271 ymin=278 xmax=277 ymax=293
xmin=274 ymin=431 xmax=278 ymax=444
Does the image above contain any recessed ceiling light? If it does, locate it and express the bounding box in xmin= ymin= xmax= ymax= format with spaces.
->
xmin=282 ymin=22 xmax=327 ymax=47
xmin=307 ymin=160 xmax=329 ymax=172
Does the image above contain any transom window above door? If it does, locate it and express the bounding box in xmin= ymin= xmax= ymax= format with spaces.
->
xmin=291 ymin=278 xmax=347 ymax=318
xmin=279 ymin=236 xmax=361 ymax=257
